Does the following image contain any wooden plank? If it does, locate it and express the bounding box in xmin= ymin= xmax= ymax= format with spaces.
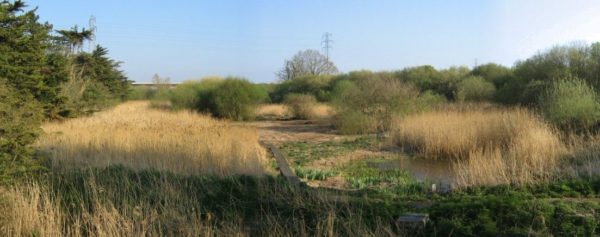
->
xmin=261 ymin=141 xmax=301 ymax=186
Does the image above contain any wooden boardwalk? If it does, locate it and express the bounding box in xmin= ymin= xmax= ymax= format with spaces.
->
xmin=260 ymin=141 xmax=301 ymax=186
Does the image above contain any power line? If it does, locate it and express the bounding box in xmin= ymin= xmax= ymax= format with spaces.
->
xmin=321 ymin=32 xmax=333 ymax=60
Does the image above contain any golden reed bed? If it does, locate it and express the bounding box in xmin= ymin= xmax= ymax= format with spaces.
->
xmin=391 ymin=107 xmax=566 ymax=187
xmin=35 ymin=101 xmax=267 ymax=176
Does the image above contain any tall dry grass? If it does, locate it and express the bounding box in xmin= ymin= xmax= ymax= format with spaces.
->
xmin=35 ymin=101 xmax=267 ymax=176
xmin=0 ymin=183 xmax=236 ymax=237
xmin=256 ymin=103 xmax=334 ymax=120
xmin=311 ymin=104 xmax=335 ymax=119
xmin=390 ymin=107 xmax=567 ymax=187
xmin=0 ymin=177 xmax=394 ymax=237
xmin=562 ymin=134 xmax=600 ymax=178
xmin=256 ymin=104 xmax=292 ymax=119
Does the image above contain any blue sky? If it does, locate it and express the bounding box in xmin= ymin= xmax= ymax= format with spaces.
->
xmin=27 ymin=0 xmax=600 ymax=83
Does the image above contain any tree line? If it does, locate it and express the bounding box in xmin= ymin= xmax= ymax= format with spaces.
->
xmin=158 ymin=41 xmax=600 ymax=134
xmin=269 ymin=43 xmax=600 ymax=132
xmin=0 ymin=0 xmax=130 ymax=183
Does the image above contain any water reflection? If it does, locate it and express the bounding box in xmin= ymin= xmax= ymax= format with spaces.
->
xmin=366 ymin=156 xmax=455 ymax=190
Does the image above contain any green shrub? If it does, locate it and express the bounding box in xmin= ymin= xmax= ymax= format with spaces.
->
xmin=283 ymin=93 xmax=317 ymax=119
xmin=168 ymin=77 xmax=267 ymax=121
xmin=471 ymin=63 xmax=514 ymax=87
xmin=254 ymin=83 xmax=273 ymax=103
xmin=59 ymin=79 xmax=118 ymax=117
xmin=0 ymin=79 xmax=44 ymax=183
xmin=333 ymin=77 xmax=419 ymax=134
xmin=57 ymin=47 xmax=130 ymax=117
xmin=417 ymin=90 xmax=447 ymax=110
xmin=125 ymin=86 xmax=150 ymax=100
xmin=539 ymin=76 xmax=600 ymax=130
xmin=334 ymin=110 xmax=378 ymax=135
xmin=168 ymin=78 xmax=222 ymax=111
xmin=455 ymin=76 xmax=496 ymax=102
xmin=271 ymin=75 xmax=334 ymax=102
xmin=212 ymin=78 xmax=267 ymax=121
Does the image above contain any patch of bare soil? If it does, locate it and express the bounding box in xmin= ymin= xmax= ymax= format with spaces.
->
xmin=250 ymin=120 xmax=345 ymax=145
xmin=306 ymin=176 xmax=349 ymax=189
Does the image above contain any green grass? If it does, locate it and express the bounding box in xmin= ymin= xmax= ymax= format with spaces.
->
xmin=338 ymin=159 xmax=428 ymax=198
xmin=341 ymin=160 xmax=412 ymax=189
xmin=282 ymin=137 xmax=428 ymax=197
xmin=428 ymin=189 xmax=600 ymax=236
xmin=294 ymin=167 xmax=338 ymax=181
xmin=280 ymin=136 xmax=377 ymax=166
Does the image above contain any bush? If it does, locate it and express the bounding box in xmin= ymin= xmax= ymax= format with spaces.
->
xmin=0 ymin=79 xmax=44 ymax=183
xmin=253 ymin=83 xmax=272 ymax=103
xmin=168 ymin=77 xmax=267 ymax=121
xmin=539 ymin=76 xmax=600 ymax=130
xmin=169 ymin=77 xmax=223 ymax=112
xmin=212 ymin=78 xmax=267 ymax=121
xmin=471 ymin=63 xmax=513 ymax=88
xmin=334 ymin=110 xmax=378 ymax=135
xmin=455 ymin=76 xmax=496 ymax=102
xmin=417 ymin=90 xmax=447 ymax=110
xmin=169 ymin=79 xmax=218 ymax=110
xmin=58 ymin=78 xmax=119 ymax=117
xmin=333 ymin=77 xmax=419 ymax=134
xmin=125 ymin=86 xmax=150 ymax=100
xmin=270 ymin=75 xmax=335 ymax=102
xmin=283 ymin=93 xmax=317 ymax=119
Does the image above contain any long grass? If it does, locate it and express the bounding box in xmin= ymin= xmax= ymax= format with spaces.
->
xmin=390 ymin=106 xmax=566 ymax=187
xmin=0 ymin=168 xmax=397 ymax=236
xmin=256 ymin=104 xmax=292 ymax=119
xmin=35 ymin=101 xmax=267 ymax=176
xmin=311 ymin=104 xmax=335 ymax=119
xmin=256 ymin=103 xmax=334 ymax=120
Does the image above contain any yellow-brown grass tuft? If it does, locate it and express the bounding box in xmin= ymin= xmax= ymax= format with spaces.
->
xmin=0 ymin=183 xmax=231 ymax=237
xmin=310 ymin=103 xmax=335 ymax=119
xmin=35 ymin=101 xmax=267 ymax=176
xmin=390 ymin=107 xmax=566 ymax=187
xmin=256 ymin=103 xmax=334 ymax=120
xmin=255 ymin=104 xmax=292 ymax=119
xmin=0 ymin=185 xmax=62 ymax=236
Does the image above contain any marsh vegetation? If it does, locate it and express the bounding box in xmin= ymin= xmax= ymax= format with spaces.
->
xmin=2 ymin=1 xmax=600 ymax=236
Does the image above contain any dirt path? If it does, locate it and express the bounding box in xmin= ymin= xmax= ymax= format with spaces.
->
xmin=249 ymin=120 xmax=346 ymax=145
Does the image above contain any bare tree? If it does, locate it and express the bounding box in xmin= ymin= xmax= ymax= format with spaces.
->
xmin=151 ymin=73 xmax=171 ymax=85
xmin=277 ymin=49 xmax=338 ymax=81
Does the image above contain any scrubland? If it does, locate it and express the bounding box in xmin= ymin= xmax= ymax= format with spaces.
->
xmin=4 ymin=35 xmax=600 ymax=235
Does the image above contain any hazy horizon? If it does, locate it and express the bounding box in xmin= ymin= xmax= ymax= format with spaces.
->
xmin=28 ymin=0 xmax=600 ymax=83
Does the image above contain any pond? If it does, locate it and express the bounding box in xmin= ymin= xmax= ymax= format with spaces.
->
xmin=366 ymin=156 xmax=455 ymax=191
